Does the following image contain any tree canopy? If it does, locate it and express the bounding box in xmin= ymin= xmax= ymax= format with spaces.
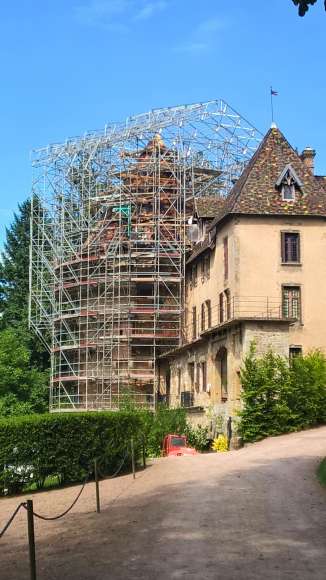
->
xmin=292 ymin=0 xmax=326 ymax=16
xmin=0 ymin=199 xmax=49 ymax=416
xmin=0 ymin=200 xmax=30 ymax=328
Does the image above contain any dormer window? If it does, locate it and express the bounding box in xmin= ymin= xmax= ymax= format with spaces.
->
xmin=282 ymin=183 xmax=295 ymax=201
xmin=276 ymin=164 xmax=303 ymax=202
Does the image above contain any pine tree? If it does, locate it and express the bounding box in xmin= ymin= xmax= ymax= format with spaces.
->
xmin=0 ymin=199 xmax=31 ymax=327
xmin=0 ymin=199 xmax=49 ymax=415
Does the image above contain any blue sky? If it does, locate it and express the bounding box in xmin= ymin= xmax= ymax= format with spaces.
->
xmin=0 ymin=0 xmax=325 ymax=244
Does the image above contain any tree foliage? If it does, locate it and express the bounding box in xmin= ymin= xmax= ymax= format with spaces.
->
xmin=238 ymin=344 xmax=326 ymax=442
xmin=292 ymin=0 xmax=326 ymax=16
xmin=0 ymin=199 xmax=49 ymax=416
xmin=0 ymin=407 xmax=187 ymax=494
xmin=0 ymin=329 xmax=48 ymax=416
xmin=0 ymin=200 xmax=31 ymax=328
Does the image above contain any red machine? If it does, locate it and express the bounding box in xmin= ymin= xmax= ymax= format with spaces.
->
xmin=162 ymin=434 xmax=197 ymax=457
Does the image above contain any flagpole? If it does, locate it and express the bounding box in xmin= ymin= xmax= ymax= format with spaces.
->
xmin=270 ymin=86 xmax=274 ymax=123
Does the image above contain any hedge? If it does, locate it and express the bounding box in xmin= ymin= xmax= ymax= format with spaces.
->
xmin=0 ymin=407 xmax=188 ymax=495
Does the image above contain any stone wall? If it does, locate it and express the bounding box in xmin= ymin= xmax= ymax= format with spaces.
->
xmin=242 ymin=322 xmax=289 ymax=358
xmin=159 ymin=320 xmax=290 ymax=418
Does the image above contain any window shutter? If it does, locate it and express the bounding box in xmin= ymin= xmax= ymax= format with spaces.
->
xmin=281 ymin=232 xmax=286 ymax=262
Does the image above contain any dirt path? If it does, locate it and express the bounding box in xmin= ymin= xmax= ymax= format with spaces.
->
xmin=1 ymin=426 xmax=326 ymax=580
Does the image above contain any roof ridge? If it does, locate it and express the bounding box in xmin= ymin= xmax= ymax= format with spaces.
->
xmin=208 ymin=126 xmax=326 ymax=230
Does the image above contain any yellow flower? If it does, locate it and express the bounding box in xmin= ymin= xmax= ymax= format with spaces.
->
xmin=211 ymin=434 xmax=228 ymax=452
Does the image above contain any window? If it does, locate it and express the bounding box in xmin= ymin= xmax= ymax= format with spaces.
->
xmin=223 ymin=236 xmax=228 ymax=280
xmin=201 ymin=361 xmax=207 ymax=392
xmin=206 ymin=300 xmax=212 ymax=328
xmin=201 ymin=303 xmax=205 ymax=332
xmin=276 ymin=164 xmax=303 ymax=202
xmin=219 ymin=292 xmax=224 ymax=323
xmin=201 ymin=300 xmax=211 ymax=332
xmin=195 ymin=363 xmax=200 ymax=391
xmin=219 ymin=292 xmax=230 ymax=324
xmin=188 ymin=362 xmax=195 ymax=389
xmin=289 ymin=346 xmax=302 ymax=361
xmin=217 ymin=347 xmax=228 ymax=400
xmin=201 ymin=259 xmax=205 ymax=279
xmin=282 ymin=183 xmax=295 ymax=201
xmin=201 ymin=254 xmax=210 ymax=281
xmin=171 ymin=437 xmax=186 ymax=447
xmin=221 ymin=353 xmax=227 ymax=398
xmin=177 ymin=368 xmax=181 ymax=395
xmin=282 ymin=286 xmax=301 ymax=320
xmin=192 ymin=306 xmax=197 ymax=339
xmin=225 ymin=289 xmax=231 ymax=320
xmin=204 ymin=254 xmax=210 ymax=279
xmin=281 ymin=232 xmax=300 ymax=263
xmin=191 ymin=263 xmax=197 ymax=287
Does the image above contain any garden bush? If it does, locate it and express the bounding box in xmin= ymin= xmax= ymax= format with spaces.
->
xmin=0 ymin=406 xmax=189 ymax=495
xmin=185 ymin=424 xmax=210 ymax=452
xmin=0 ymin=411 xmax=144 ymax=495
xmin=139 ymin=405 xmax=187 ymax=456
xmin=238 ymin=344 xmax=326 ymax=442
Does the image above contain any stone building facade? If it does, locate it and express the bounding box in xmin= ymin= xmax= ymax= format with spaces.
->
xmin=158 ymin=125 xmax=326 ymax=425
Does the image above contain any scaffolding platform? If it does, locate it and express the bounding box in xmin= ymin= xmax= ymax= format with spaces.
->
xmin=29 ymin=100 xmax=261 ymax=412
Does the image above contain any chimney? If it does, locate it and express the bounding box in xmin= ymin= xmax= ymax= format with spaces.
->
xmin=301 ymin=147 xmax=316 ymax=174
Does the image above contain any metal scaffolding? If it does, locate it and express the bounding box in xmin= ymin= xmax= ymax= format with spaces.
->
xmin=29 ymin=100 xmax=262 ymax=412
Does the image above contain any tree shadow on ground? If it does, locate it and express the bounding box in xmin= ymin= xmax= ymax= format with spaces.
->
xmin=1 ymin=453 xmax=326 ymax=580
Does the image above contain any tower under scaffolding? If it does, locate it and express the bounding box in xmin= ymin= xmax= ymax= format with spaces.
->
xmin=29 ymin=100 xmax=262 ymax=411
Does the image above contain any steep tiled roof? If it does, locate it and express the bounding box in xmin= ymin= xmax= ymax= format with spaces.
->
xmin=186 ymin=238 xmax=211 ymax=264
xmin=315 ymin=175 xmax=326 ymax=194
xmin=209 ymin=126 xmax=326 ymax=230
xmin=194 ymin=196 xmax=225 ymax=218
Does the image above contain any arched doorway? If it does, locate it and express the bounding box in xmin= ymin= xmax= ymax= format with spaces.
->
xmin=216 ymin=346 xmax=228 ymax=401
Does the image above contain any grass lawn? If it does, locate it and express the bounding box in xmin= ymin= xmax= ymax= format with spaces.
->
xmin=317 ymin=458 xmax=326 ymax=487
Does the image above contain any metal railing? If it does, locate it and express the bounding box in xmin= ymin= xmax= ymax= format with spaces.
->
xmin=183 ymin=295 xmax=291 ymax=344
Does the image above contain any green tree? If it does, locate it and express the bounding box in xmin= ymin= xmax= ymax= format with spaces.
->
xmin=0 ymin=199 xmax=30 ymax=328
xmin=238 ymin=344 xmax=326 ymax=442
xmin=0 ymin=199 xmax=50 ymax=416
xmin=0 ymin=198 xmax=49 ymax=369
xmin=289 ymin=350 xmax=326 ymax=426
xmin=0 ymin=328 xmax=48 ymax=416
xmin=238 ymin=344 xmax=292 ymax=442
xmin=292 ymin=0 xmax=326 ymax=16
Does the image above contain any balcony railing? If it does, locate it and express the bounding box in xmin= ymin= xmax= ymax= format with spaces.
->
xmin=183 ymin=296 xmax=293 ymax=344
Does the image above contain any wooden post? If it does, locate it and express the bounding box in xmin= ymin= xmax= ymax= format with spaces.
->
xmin=131 ymin=437 xmax=136 ymax=479
xmin=94 ymin=459 xmax=101 ymax=513
xmin=26 ymin=499 xmax=37 ymax=580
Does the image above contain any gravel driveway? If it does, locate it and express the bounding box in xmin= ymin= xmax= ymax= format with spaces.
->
xmin=1 ymin=426 xmax=325 ymax=580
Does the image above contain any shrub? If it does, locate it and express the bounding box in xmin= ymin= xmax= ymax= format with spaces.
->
xmin=211 ymin=435 xmax=228 ymax=452
xmin=185 ymin=424 xmax=210 ymax=451
xmin=0 ymin=411 xmax=144 ymax=495
xmin=238 ymin=344 xmax=326 ymax=442
xmin=289 ymin=351 xmax=326 ymax=427
xmin=140 ymin=405 xmax=187 ymax=457
xmin=0 ymin=407 xmax=188 ymax=494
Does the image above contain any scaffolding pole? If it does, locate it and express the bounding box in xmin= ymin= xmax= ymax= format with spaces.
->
xmin=29 ymin=100 xmax=262 ymax=412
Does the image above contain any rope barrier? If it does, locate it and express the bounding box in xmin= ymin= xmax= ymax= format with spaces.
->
xmin=0 ymin=436 xmax=147 ymax=580
xmin=0 ymin=502 xmax=25 ymax=539
xmin=96 ymin=451 xmax=129 ymax=480
xmin=22 ymin=472 xmax=89 ymax=521
xmin=1 ymin=434 xmax=147 ymax=520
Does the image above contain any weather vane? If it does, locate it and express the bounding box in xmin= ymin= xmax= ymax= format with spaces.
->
xmin=270 ymin=87 xmax=278 ymax=124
